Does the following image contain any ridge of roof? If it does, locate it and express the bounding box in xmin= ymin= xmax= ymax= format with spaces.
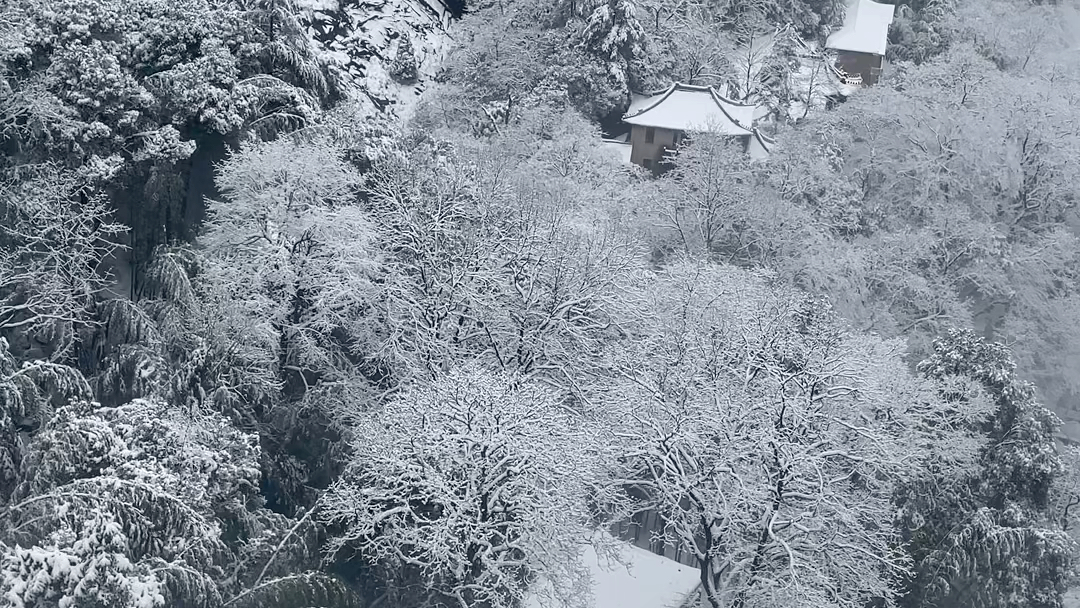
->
xmin=634 ymin=85 xmax=676 ymax=98
xmin=708 ymin=88 xmax=756 ymax=109
xmin=708 ymin=89 xmax=754 ymax=132
xmin=623 ymin=83 xmax=679 ymax=121
xmin=707 ymin=89 xmax=754 ymax=125
xmin=625 ymin=83 xmax=757 ymax=118
xmin=622 ymin=83 xmax=755 ymax=135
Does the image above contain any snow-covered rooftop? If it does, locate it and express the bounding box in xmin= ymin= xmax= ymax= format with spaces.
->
xmin=825 ymin=0 xmax=895 ymax=56
xmin=623 ymin=83 xmax=754 ymax=136
xmin=524 ymin=535 xmax=701 ymax=608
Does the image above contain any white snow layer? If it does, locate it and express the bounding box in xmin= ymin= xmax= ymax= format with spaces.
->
xmin=825 ymin=0 xmax=895 ymax=56
xmin=525 ymin=535 xmax=701 ymax=608
xmin=624 ymin=84 xmax=753 ymax=136
xmin=301 ymin=0 xmax=453 ymax=118
xmin=601 ymin=139 xmax=633 ymax=164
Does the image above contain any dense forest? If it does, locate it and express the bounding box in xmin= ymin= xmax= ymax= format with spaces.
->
xmin=2 ymin=0 xmax=1080 ymax=606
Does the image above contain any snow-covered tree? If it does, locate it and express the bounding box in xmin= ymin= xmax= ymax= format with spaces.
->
xmin=389 ymin=35 xmax=419 ymax=84
xmin=897 ymin=329 xmax=1077 ymax=608
xmin=320 ymin=365 xmax=616 ymax=608
xmin=581 ymin=0 xmax=646 ymax=87
xmin=369 ymin=116 xmax=644 ymax=395
xmin=0 ymin=399 xmax=250 ymax=607
xmin=187 ymin=134 xmax=387 ymax=514
xmin=199 ymin=135 xmax=383 ymax=406
xmin=0 ymin=395 xmax=359 ymax=608
xmin=637 ymin=7 xmax=730 ymax=88
xmin=762 ymin=40 xmax=1080 ymax=403
xmin=649 ymin=133 xmax=784 ymax=261
xmin=0 ymin=0 xmax=334 ymax=308
xmin=1 ymin=0 xmax=323 ymax=168
xmin=0 ymin=339 xmax=91 ymax=500
xmin=604 ymin=261 xmax=953 ymax=608
xmin=0 ymin=163 xmax=127 ymax=357
xmin=433 ymin=0 xmax=627 ymax=126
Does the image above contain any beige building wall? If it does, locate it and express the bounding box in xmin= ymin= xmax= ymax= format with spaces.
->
xmin=629 ymin=125 xmax=679 ymax=172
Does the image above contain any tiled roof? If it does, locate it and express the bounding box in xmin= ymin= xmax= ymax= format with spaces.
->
xmin=622 ymin=83 xmax=754 ymax=136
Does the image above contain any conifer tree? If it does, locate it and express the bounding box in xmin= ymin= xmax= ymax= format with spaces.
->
xmin=897 ymin=329 xmax=1076 ymax=608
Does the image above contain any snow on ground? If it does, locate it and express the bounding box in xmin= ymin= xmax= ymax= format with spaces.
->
xmin=785 ymin=55 xmax=853 ymax=122
xmin=297 ymin=0 xmax=340 ymax=9
xmin=300 ymin=0 xmax=453 ymax=119
xmin=1066 ymin=586 xmax=1080 ymax=608
xmin=525 ymin=535 xmax=701 ymax=608
xmin=601 ymin=140 xmax=633 ymax=165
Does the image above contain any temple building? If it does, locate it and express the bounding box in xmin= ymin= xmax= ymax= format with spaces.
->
xmin=619 ymin=83 xmax=763 ymax=174
xmin=825 ymin=0 xmax=896 ymax=86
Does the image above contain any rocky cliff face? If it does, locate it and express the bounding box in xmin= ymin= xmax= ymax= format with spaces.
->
xmin=298 ymin=0 xmax=454 ymax=120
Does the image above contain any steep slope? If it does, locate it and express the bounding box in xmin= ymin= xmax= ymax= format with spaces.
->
xmin=299 ymin=0 xmax=454 ymax=120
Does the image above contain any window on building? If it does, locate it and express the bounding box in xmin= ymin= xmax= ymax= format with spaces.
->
xmin=645 ymin=127 xmax=655 ymax=143
xmin=642 ymin=158 xmax=653 ymax=170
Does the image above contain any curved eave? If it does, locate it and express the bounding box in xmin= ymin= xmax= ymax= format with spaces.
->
xmin=622 ymin=83 xmax=679 ymax=121
xmin=621 ymin=83 xmax=754 ymax=136
xmin=824 ymin=39 xmax=887 ymax=56
xmin=753 ymin=128 xmax=775 ymax=149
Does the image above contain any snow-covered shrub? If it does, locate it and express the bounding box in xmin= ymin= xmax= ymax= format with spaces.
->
xmin=0 ymin=399 xmax=262 ymax=607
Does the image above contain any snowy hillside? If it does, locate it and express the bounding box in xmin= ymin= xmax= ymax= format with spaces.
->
xmin=298 ymin=0 xmax=454 ymax=119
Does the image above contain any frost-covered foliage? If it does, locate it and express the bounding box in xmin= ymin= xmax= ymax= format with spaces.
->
xmin=186 ymin=134 xmax=388 ymax=514
xmin=0 ymin=397 xmax=352 ymax=608
xmin=581 ymin=0 xmax=646 ymax=87
xmin=368 ymin=110 xmax=644 ymax=393
xmin=0 ymin=0 xmax=336 ymax=313
xmin=647 ymin=132 xmax=807 ymax=263
xmin=321 ymin=365 xmax=616 ymax=608
xmin=896 ymin=329 xmax=1076 ymax=608
xmin=887 ymin=0 xmax=953 ymax=64
xmin=0 ymin=399 xmax=255 ymax=607
xmin=3 ymin=1 xmax=1080 ymax=607
xmin=762 ymin=38 xmax=1080 ymax=403
xmin=199 ymin=135 xmax=383 ymax=403
xmin=636 ymin=8 xmax=730 ymax=88
xmin=0 ymin=164 xmax=127 ymax=355
xmin=604 ymin=260 xmax=946 ymax=608
xmin=432 ymin=0 xmax=627 ymax=125
xmin=633 ymin=0 xmax=842 ymax=113
xmin=0 ymin=340 xmax=91 ymax=501
xmin=388 ymin=35 xmax=419 ymax=83
xmin=0 ymin=0 xmax=326 ymax=169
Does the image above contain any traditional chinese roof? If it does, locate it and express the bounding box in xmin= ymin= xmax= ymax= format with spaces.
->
xmin=748 ymin=128 xmax=775 ymax=161
xmin=623 ymin=83 xmax=754 ymax=136
xmin=825 ymin=0 xmax=895 ymax=56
